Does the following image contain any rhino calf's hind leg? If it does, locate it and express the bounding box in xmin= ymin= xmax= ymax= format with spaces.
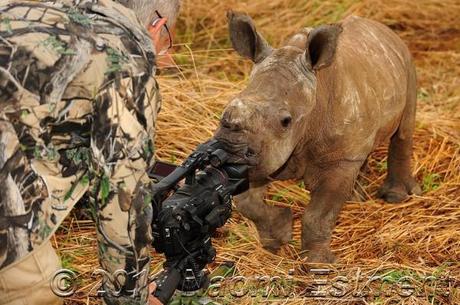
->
xmin=234 ymin=182 xmax=293 ymax=252
xmin=301 ymin=162 xmax=361 ymax=263
xmin=377 ymin=132 xmax=422 ymax=203
xmin=378 ymin=69 xmax=421 ymax=203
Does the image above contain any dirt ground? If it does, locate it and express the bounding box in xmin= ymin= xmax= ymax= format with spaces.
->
xmin=56 ymin=0 xmax=459 ymax=304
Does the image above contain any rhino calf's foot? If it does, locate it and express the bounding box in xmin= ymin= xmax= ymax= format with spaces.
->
xmin=378 ymin=131 xmax=421 ymax=203
xmin=234 ymin=183 xmax=293 ymax=252
xmin=255 ymin=206 xmax=293 ymax=252
xmin=377 ymin=175 xmax=421 ymax=203
xmin=301 ymin=242 xmax=336 ymax=263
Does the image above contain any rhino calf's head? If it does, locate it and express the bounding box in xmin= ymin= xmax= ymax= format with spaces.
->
xmin=215 ymin=11 xmax=342 ymax=181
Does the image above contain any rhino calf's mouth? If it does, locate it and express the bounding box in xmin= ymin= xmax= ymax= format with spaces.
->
xmin=213 ymin=134 xmax=259 ymax=167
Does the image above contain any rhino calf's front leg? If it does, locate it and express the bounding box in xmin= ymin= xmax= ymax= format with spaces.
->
xmin=234 ymin=182 xmax=293 ymax=251
xmin=302 ymin=162 xmax=361 ymax=263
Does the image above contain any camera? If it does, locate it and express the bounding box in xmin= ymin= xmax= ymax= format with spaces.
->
xmin=148 ymin=139 xmax=249 ymax=303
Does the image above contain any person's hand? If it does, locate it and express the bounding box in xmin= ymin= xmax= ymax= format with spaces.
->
xmin=148 ymin=282 xmax=163 ymax=305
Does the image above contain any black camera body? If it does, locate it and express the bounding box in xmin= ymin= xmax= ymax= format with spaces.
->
xmin=149 ymin=139 xmax=248 ymax=303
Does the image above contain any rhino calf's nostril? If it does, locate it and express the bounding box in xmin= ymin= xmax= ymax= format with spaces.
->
xmin=221 ymin=117 xmax=231 ymax=129
xmin=281 ymin=116 xmax=292 ymax=128
xmin=245 ymin=147 xmax=255 ymax=158
xmin=232 ymin=121 xmax=243 ymax=131
xmin=221 ymin=117 xmax=243 ymax=131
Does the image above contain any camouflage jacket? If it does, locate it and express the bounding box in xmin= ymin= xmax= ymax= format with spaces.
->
xmin=0 ymin=0 xmax=160 ymax=303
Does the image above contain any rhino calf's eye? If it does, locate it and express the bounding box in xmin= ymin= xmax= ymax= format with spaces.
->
xmin=281 ymin=116 xmax=292 ymax=128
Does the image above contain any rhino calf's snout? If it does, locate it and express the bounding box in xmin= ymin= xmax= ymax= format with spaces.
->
xmin=220 ymin=98 xmax=254 ymax=132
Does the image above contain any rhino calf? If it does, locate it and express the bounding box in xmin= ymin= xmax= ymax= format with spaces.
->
xmin=215 ymin=11 xmax=421 ymax=262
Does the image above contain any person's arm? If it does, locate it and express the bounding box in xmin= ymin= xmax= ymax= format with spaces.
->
xmin=89 ymin=71 xmax=160 ymax=303
xmin=87 ymin=2 xmax=178 ymax=304
xmin=86 ymin=4 xmax=161 ymax=300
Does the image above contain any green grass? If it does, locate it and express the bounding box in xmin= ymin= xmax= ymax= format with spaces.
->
xmin=377 ymin=160 xmax=388 ymax=173
xmin=422 ymin=172 xmax=441 ymax=192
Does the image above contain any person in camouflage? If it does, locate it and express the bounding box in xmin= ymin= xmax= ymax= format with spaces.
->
xmin=0 ymin=0 xmax=180 ymax=304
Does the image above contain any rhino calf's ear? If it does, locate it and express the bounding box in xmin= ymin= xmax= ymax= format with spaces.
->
xmin=227 ymin=10 xmax=273 ymax=63
xmin=305 ymin=24 xmax=343 ymax=70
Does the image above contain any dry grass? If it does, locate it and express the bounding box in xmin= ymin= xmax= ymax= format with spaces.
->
xmin=55 ymin=0 xmax=460 ymax=304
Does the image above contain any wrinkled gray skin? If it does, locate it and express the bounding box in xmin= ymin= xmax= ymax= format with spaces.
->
xmin=214 ymin=11 xmax=422 ymax=263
